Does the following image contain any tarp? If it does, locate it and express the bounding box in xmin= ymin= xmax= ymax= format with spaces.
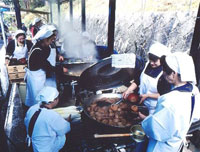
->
xmin=0 ymin=7 xmax=10 ymax=12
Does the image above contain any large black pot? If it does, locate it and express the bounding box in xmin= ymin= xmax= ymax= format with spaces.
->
xmin=79 ymin=57 xmax=135 ymax=91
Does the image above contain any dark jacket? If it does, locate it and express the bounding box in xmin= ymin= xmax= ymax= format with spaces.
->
xmin=5 ymin=39 xmax=33 ymax=59
xmin=28 ymin=41 xmax=62 ymax=77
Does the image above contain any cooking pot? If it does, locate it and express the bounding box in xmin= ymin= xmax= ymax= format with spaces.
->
xmin=59 ymin=58 xmax=96 ymax=77
xmin=94 ymin=124 xmax=146 ymax=142
xmin=79 ymin=57 xmax=135 ymax=91
xmin=82 ymin=93 xmax=145 ymax=133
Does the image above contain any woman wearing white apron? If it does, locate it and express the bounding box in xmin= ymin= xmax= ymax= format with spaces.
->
xmin=142 ymin=52 xmax=199 ymax=152
xmin=45 ymin=45 xmax=57 ymax=87
xmin=5 ymin=30 xmax=33 ymax=65
xmin=44 ymin=25 xmax=64 ymax=88
xmin=25 ymin=28 xmax=66 ymax=107
xmin=123 ymin=42 xmax=171 ymax=115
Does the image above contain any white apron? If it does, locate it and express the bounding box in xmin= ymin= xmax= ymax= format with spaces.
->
xmin=45 ymin=46 xmax=57 ymax=88
xmin=139 ymin=63 xmax=163 ymax=114
xmin=25 ymin=68 xmax=46 ymax=107
xmin=13 ymin=39 xmax=28 ymax=60
xmin=25 ymin=47 xmax=46 ymax=107
xmin=47 ymin=46 xmax=56 ymax=66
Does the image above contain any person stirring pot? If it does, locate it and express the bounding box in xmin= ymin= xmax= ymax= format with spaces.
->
xmin=33 ymin=24 xmax=64 ymax=88
xmin=25 ymin=28 xmax=67 ymax=108
xmin=142 ymin=52 xmax=199 ymax=152
xmin=123 ymin=42 xmax=171 ymax=115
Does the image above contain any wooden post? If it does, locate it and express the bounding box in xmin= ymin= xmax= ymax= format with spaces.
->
xmin=69 ymin=0 xmax=73 ymax=22
xmin=12 ymin=0 xmax=22 ymax=29
xmin=57 ymin=0 xmax=61 ymax=26
xmin=49 ymin=1 xmax=53 ymax=23
xmin=190 ymin=3 xmax=200 ymax=86
xmin=81 ymin=0 xmax=86 ymax=31
xmin=107 ymin=0 xmax=116 ymax=55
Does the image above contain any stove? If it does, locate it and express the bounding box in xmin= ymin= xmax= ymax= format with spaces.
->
xmin=63 ymin=109 xmax=145 ymax=152
xmin=64 ymin=122 xmax=137 ymax=152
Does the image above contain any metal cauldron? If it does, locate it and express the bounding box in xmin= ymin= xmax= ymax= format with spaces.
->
xmin=81 ymin=93 xmax=144 ymax=133
xmin=59 ymin=58 xmax=96 ymax=77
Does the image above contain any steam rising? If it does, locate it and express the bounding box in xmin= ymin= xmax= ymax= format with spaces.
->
xmin=59 ymin=21 xmax=97 ymax=62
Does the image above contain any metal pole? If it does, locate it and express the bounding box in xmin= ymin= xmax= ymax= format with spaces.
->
xmin=49 ymin=1 xmax=53 ymax=23
xmin=107 ymin=0 xmax=116 ymax=55
xmin=0 ymin=12 xmax=7 ymax=46
xmin=81 ymin=0 xmax=86 ymax=31
xmin=57 ymin=0 xmax=61 ymax=26
xmin=69 ymin=0 xmax=73 ymax=22
xmin=190 ymin=3 xmax=200 ymax=86
xmin=12 ymin=0 xmax=22 ymax=29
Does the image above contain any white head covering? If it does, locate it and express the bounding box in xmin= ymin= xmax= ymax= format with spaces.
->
xmin=40 ymin=24 xmax=57 ymax=32
xmin=15 ymin=29 xmax=25 ymax=38
xmin=32 ymin=18 xmax=41 ymax=25
xmin=32 ymin=28 xmax=54 ymax=43
xmin=165 ymin=52 xmax=196 ymax=84
xmin=36 ymin=86 xmax=59 ymax=103
xmin=148 ymin=42 xmax=171 ymax=58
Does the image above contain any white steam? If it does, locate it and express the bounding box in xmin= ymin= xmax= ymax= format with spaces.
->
xmin=59 ymin=21 xmax=97 ymax=62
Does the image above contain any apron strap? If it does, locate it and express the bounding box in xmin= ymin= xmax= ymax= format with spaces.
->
xmin=190 ymin=95 xmax=195 ymax=122
xmin=28 ymin=109 xmax=41 ymax=137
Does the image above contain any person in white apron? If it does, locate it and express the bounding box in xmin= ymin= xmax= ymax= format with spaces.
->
xmin=142 ymin=52 xmax=199 ymax=152
xmin=25 ymin=28 xmax=67 ymax=107
xmin=40 ymin=25 xmax=64 ymax=88
xmin=5 ymin=30 xmax=33 ymax=65
xmin=123 ymin=42 xmax=171 ymax=115
xmin=24 ymin=86 xmax=71 ymax=152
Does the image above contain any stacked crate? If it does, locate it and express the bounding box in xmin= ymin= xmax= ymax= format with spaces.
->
xmin=7 ymin=65 xmax=26 ymax=83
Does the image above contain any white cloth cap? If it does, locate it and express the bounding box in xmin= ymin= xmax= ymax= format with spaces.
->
xmin=165 ymin=52 xmax=196 ymax=84
xmin=148 ymin=42 xmax=171 ymax=58
xmin=36 ymin=86 xmax=59 ymax=103
xmin=32 ymin=28 xmax=53 ymax=43
xmin=40 ymin=24 xmax=57 ymax=32
xmin=15 ymin=29 xmax=25 ymax=38
xmin=32 ymin=18 xmax=41 ymax=25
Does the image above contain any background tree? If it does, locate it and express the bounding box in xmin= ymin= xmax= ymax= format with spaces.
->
xmin=19 ymin=0 xmax=45 ymax=9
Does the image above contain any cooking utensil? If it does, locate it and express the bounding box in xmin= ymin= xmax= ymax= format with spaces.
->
xmin=111 ymin=98 xmax=124 ymax=106
xmin=94 ymin=133 xmax=133 ymax=138
xmin=94 ymin=125 xmax=145 ymax=142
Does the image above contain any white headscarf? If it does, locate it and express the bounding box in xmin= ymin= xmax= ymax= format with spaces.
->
xmin=40 ymin=24 xmax=57 ymax=32
xmin=36 ymin=86 xmax=59 ymax=103
xmin=148 ymin=42 xmax=171 ymax=58
xmin=32 ymin=28 xmax=54 ymax=44
xmin=165 ymin=52 xmax=196 ymax=84
xmin=32 ymin=18 xmax=41 ymax=25
xmin=15 ymin=29 xmax=25 ymax=38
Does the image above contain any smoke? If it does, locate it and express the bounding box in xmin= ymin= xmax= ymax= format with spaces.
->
xmin=59 ymin=21 xmax=98 ymax=62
